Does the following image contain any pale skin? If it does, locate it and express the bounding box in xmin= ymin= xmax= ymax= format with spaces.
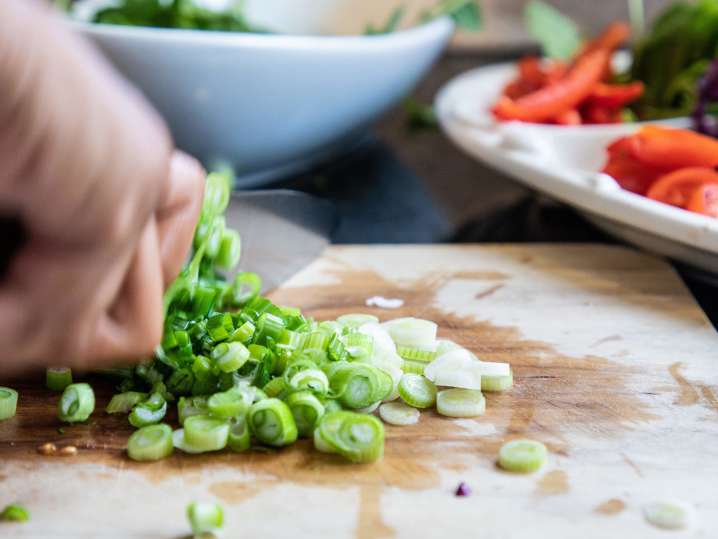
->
xmin=0 ymin=1 xmax=205 ymax=373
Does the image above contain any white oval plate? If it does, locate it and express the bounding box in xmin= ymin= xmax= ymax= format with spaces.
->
xmin=436 ymin=61 xmax=718 ymax=274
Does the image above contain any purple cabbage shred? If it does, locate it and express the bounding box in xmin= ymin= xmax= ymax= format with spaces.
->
xmin=693 ymin=59 xmax=718 ymax=138
xmin=454 ymin=482 xmax=471 ymax=497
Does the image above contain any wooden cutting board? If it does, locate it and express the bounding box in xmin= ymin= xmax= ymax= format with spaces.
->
xmin=1 ymin=245 xmax=717 ymax=538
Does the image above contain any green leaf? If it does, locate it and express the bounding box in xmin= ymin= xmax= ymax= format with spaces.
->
xmin=421 ymin=0 xmax=481 ymax=32
xmin=524 ymin=0 xmax=581 ymax=60
xmin=364 ymin=6 xmax=405 ymax=35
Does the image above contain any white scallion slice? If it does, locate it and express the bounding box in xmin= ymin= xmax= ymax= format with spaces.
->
xmin=337 ymin=313 xmax=379 ymax=328
xmin=379 ymin=402 xmax=420 ymax=426
xmin=424 ymin=349 xmax=482 ymax=390
xmin=643 ymin=501 xmax=696 ymax=530
xmin=356 ymin=401 xmax=381 ymax=414
xmin=498 ymin=439 xmax=547 ymax=473
xmin=435 ymin=339 xmax=462 ymax=356
xmin=436 ymin=389 xmax=485 ymax=418
xmin=358 ymin=323 xmax=397 ymax=357
xmin=382 ymin=318 xmax=437 ymax=349
xmin=482 ymin=372 xmax=514 ymax=392
xmin=473 ymin=361 xmax=511 ymax=377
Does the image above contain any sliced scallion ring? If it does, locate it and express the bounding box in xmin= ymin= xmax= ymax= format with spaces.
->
xmin=337 ymin=314 xmax=379 ymax=328
xmin=643 ymin=500 xmax=696 ymax=530
xmin=289 ymin=369 xmax=329 ymax=396
xmin=58 ymin=383 xmax=95 ymax=423
xmin=383 ymin=317 xmax=437 ymax=349
xmin=248 ymin=398 xmax=297 ymax=447
xmin=228 ymin=416 xmax=251 ymax=453
xmin=177 ymin=396 xmax=209 ymax=426
xmin=396 ymin=345 xmax=436 ymax=363
xmin=172 ymin=428 xmax=205 ymax=454
xmin=183 ymin=415 xmax=230 ymax=452
xmin=106 ymin=392 xmax=147 ymax=414
xmin=436 ymin=388 xmax=485 ymax=418
xmin=187 ymin=502 xmax=224 ymax=536
xmin=482 ymin=372 xmax=514 ymax=392
xmin=45 ymin=368 xmax=73 ymax=392
xmin=0 ymin=387 xmax=18 ymax=421
xmin=207 ymin=387 xmax=251 ymax=419
xmin=398 ymin=374 xmax=437 ymax=409
xmin=498 ymin=439 xmax=547 ymax=473
xmin=285 ymin=391 xmax=325 ymax=437
xmin=424 ymin=349 xmax=482 ymax=390
xmin=316 ymin=411 xmax=384 ymax=463
xmin=379 ymin=402 xmax=420 ymax=426
xmin=127 ymin=424 xmax=174 ymax=461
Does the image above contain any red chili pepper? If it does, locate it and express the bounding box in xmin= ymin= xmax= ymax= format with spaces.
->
xmin=586 ymin=82 xmax=644 ymax=108
xmin=492 ymin=50 xmax=608 ymax=123
xmin=582 ymin=103 xmax=623 ymax=124
xmin=574 ymin=21 xmax=630 ymax=78
xmin=629 ymin=126 xmax=718 ymax=169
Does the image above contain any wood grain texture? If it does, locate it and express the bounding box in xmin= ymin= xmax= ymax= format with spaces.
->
xmin=0 ymin=244 xmax=716 ymax=538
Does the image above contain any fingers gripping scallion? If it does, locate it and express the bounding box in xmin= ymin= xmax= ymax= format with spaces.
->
xmin=58 ymin=383 xmax=95 ymax=423
xmin=0 ymin=387 xmax=18 ymax=421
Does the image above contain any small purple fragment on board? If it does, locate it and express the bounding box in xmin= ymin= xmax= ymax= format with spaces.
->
xmin=455 ymin=482 xmax=471 ymax=497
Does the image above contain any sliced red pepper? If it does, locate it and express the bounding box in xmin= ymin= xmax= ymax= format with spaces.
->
xmin=554 ymin=109 xmax=581 ymax=125
xmin=630 ymin=126 xmax=718 ymax=169
xmin=687 ymin=183 xmax=718 ymax=217
xmin=492 ymin=50 xmax=608 ymax=123
xmin=586 ymin=82 xmax=644 ymax=108
xmin=582 ymin=102 xmax=622 ymax=124
xmin=601 ymin=136 xmax=671 ymax=194
xmin=574 ymin=21 xmax=630 ymax=78
xmin=646 ymin=167 xmax=718 ymax=208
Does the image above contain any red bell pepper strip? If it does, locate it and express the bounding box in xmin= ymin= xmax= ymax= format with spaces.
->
xmin=586 ymin=82 xmax=644 ymax=108
xmin=629 ymin=126 xmax=718 ymax=169
xmin=492 ymin=50 xmax=608 ymax=123
xmin=582 ymin=103 xmax=623 ymax=124
xmin=554 ymin=109 xmax=581 ymax=125
xmin=601 ymin=136 xmax=671 ymax=194
xmin=646 ymin=167 xmax=718 ymax=208
xmin=687 ymin=183 xmax=718 ymax=217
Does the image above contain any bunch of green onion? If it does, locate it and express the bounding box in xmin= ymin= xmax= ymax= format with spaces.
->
xmin=0 ymin=168 xmax=515 ymax=465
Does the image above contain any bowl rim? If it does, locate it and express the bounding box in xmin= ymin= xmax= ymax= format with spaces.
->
xmin=70 ymin=15 xmax=454 ymax=49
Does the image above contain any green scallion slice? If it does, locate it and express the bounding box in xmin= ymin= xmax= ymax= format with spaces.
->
xmin=396 ymin=345 xmax=436 ymax=363
xmin=248 ymin=398 xmax=297 ymax=447
xmin=216 ymin=229 xmax=241 ymax=270
xmin=45 ymin=368 xmax=73 ymax=392
xmin=436 ymin=388 xmax=485 ymax=418
xmin=498 ymin=439 xmax=547 ymax=473
xmin=211 ymin=342 xmax=250 ymax=373
xmin=401 ymin=359 xmax=426 ymax=375
xmin=178 ymin=396 xmax=209 ymax=426
xmin=208 ymin=387 xmax=251 ymax=419
xmin=172 ymin=428 xmax=204 ymax=454
xmin=187 ymin=502 xmax=224 ymax=536
xmin=58 ymin=383 xmax=95 ymax=423
xmin=643 ymin=500 xmax=696 ymax=530
xmin=289 ymin=369 xmax=329 ymax=396
xmin=183 ymin=415 xmax=230 ymax=452
xmin=127 ymin=424 xmax=174 ymax=461
xmin=0 ymin=387 xmax=18 ymax=421
xmin=379 ymin=402 xmax=420 ymax=426
xmin=262 ymin=377 xmax=287 ymax=398
xmin=285 ymin=391 xmax=325 ymax=437
xmin=0 ymin=503 xmax=29 ymax=522
xmin=228 ymin=272 xmax=262 ymax=307
xmin=106 ymin=392 xmax=147 ymax=414
xmin=315 ymin=411 xmax=384 ymax=464
xmin=228 ymin=416 xmax=251 ymax=453
xmin=129 ymin=393 xmax=167 ymax=428
xmin=330 ymin=363 xmax=387 ymax=409
xmin=398 ymin=374 xmax=437 ymax=409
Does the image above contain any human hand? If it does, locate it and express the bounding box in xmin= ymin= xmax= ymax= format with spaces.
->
xmin=0 ymin=1 xmax=204 ymax=373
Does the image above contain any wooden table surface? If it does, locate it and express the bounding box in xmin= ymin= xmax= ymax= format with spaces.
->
xmin=1 ymin=244 xmax=716 ymax=538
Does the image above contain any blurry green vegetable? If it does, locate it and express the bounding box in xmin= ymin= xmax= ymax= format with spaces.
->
xmin=630 ymin=0 xmax=718 ymax=119
xmin=403 ymin=97 xmax=438 ymax=132
xmin=365 ymin=0 xmax=481 ymax=35
xmin=524 ymin=0 xmax=581 ymax=60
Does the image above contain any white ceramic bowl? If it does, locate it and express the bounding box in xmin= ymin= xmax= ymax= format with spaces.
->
xmin=73 ymin=1 xmax=453 ymax=186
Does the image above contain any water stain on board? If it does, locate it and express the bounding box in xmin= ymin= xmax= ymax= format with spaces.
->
xmin=535 ymin=470 xmax=569 ymax=496
xmin=594 ymin=498 xmax=626 ymax=515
